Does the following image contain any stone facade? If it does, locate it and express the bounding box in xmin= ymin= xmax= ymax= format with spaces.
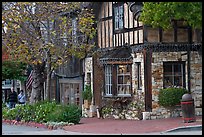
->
xmin=149 ymin=51 xmax=202 ymax=120
xmin=85 ymin=50 xmax=202 ymax=120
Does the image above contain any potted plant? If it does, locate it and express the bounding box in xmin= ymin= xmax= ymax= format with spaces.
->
xmin=82 ymin=85 xmax=93 ymax=109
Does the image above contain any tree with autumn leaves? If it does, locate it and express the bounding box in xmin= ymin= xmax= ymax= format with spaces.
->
xmin=2 ymin=2 xmax=96 ymax=104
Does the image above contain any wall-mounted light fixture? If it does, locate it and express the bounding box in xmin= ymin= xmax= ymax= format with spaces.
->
xmin=127 ymin=2 xmax=143 ymax=20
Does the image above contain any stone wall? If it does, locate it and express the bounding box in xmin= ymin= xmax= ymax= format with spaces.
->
xmin=148 ymin=51 xmax=202 ymax=120
xmin=100 ymin=51 xmax=202 ymax=120
xmin=82 ymin=57 xmax=94 ymax=117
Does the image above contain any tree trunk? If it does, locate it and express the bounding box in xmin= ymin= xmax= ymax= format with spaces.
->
xmin=30 ymin=63 xmax=45 ymax=104
xmin=45 ymin=52 xmax=51 ymax=101
xmin=45 ymin=19 xmax=52 ymax=101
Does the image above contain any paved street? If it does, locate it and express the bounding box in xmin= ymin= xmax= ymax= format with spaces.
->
xmin=2 ymin=116 xmax=202 ymax=135
xmin=2 ymin=123 xmax=93 ymax=135
xmin=2 ymin=123 xmax=202 ymax=135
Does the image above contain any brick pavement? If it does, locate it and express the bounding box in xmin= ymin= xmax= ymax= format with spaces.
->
xmin=62 ymin=116 xmax=202 ymax=134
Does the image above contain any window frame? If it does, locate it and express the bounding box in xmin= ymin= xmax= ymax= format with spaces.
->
xmin=117 ymin=64 xmax=131 ymax=97
xmin=135 ymin=62 xmax=142 ymax=90
xmin=163 ymin=61 xmax=186 ymax=88
xmin=104 ymin=64 xmax=132 ymax=97
xmin=113 ymin=4 xmax=124 ymax=32
xmin=104 ymin=65 xmax=113 ymax=96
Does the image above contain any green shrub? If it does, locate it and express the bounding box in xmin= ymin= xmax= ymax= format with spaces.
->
xmin=2 ymin=106 xmax=19 ymax=120
xmin=33 ymin=101 xmax=58 ymax=123
xmin=82 ymin=85 xmax=93 ymax=101
xmin=158 ymin=87 xmax=188 ymax=107
xmin=2 ymin=101 xmax=81 ymax=124
xmin=48 ymin=104 xmax=82 ymax=124
xmin=20 ymin=104 xmax=36 ymax=122
xmin=46 ymin=105 xmax=64 ymax=122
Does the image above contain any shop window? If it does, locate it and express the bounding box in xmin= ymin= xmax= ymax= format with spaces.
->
xmin=163 ymin=62 xmax=185 ymax=88
xmin=104 ymin=64 xmax=132 ymax=97
xmin=117 ymin=65 xmax=131 ymax=96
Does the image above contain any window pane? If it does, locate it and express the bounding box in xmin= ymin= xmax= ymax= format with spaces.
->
xmin=119 ymin=6 xmax=123 ymax=28
xmin=174 ymin=64 xmax=182 ymax=76
xmin=124 ymin=76 xmax=130 ymax=84
xmin=114 ymin=5 xmax=123 ymax=29
xmin=117 ymin=65 xmax=131 ymax=96
xmin=118 ymin=76 xmax=123 ymax=84
xmin=164 ymin=76 xmax=173 ymax=88
xmin=114 ymin=7 xmax=119 ymax=29
xmin=105 ymin=65 xmax=112 ymax=95
xmin=164 ymin=64 xmax=172 ymax=75
xmin=118 ymin=85 xmax=124 ymax=94
xmin=174 ymin=76 xmax=182 ymax=87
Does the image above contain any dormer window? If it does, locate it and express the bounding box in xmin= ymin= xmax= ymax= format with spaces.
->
xmin=114 ymin=5 xmax=124 ymax=30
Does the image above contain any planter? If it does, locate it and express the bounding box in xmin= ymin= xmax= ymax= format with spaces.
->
xmin=89 ymin=105 xmax=96 ymax=117
xmin=83 ymin=100 xmax=91 ymax=109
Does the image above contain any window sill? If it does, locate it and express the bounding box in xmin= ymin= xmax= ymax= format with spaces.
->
xmin=103 ymin=94 xmax=132 ymax=98
xmin=117 ymin=94 xmax=131 ymax=97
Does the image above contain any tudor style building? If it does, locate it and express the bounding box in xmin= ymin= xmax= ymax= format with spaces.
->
xmin=83 ymin=2 xmax=202 ymax=119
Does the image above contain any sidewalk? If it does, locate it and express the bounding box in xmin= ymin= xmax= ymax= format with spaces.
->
xmin=62 ymin=116 xmax=202 ymax=135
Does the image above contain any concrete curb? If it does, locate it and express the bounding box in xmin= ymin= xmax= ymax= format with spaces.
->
xmin=162 ymin=125 xmax=202 ymax=133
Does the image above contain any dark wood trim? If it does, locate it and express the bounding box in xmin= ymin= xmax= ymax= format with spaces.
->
xmin=100 ymin=11 xmax=103 ymax=48
xmin=159 ymin=27 xmax=162 ymax=42
xmin=143 ymin=49 xmax=152 ymax=112
xmin=131 ymin=43 xmax=202 ymax=53
xmin=114 ymin=26 xmax=143 ymax=34
xmin=104 ymin=3 xmax=107 ymax=48
xmin=143 ymin=25 xmax=148 ymax=43
xmin=106 ymin=61 xmax=133 ymax=65
xmin=120 ymin=32 xmax=122 ymax=46
xmin=137 ymin=18 xmax=139 ymax=44
xmin=133 ymin=12 xmax=135 ymax=45
xmin=117 ymin=33 xmax=119 ymax=47
xmin=103 ymin=65 xmax=106 ymax=97
xmin=112 ymin=65 xmax=117 ymax=96
xmin=130 ymin=65 xmax=133 ymax=94
xmin=99 ymin=16 xmax=112 ymax=22
xmin=128 ymin=4 xmax=130 ymax=45
xmin=108 ymin=2 xmax=110 ymax=48
xmin=174 ymin=21 xmax=177 ymax=42
xmin=112 ymin=2 xmax=115 ymax=47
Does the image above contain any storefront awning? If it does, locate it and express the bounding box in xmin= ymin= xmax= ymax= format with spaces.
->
xmin=99 ymin=46 xmax=133 ymax=64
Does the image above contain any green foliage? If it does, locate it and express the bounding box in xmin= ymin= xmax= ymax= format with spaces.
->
xmin=82 ymin=85 xmax=93 ymax=101
xmin=140 ymin=2 xmax=202 ymax=29
xmin=33 ymin=101 xmax=58 ymax=123
xmin=158 ymin=87 xmax=188 ymax=107
xmin=2 ymin=101 xmax=82 ymax=124
xmin=101 ymin=107 xmax=112 ymax=116
xmin=18 ymin=104 xmax=36 ymax=122
xmin=46 ymin=104 xmax=82 ymax=124
xmin=2 ymin=60 xmax=27 ymax=81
